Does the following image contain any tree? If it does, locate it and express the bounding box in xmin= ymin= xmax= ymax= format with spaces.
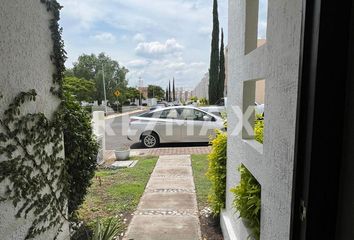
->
xmin=125 ymin=87 xmax=140 ymax=101
xmin=148 ymin=85 xmax=165 ymax=100
xmin=219 ymin=28 xmax=226 ymax=98
xmin=166 ymin=87 xmax=169 ymax=101
xmin=63 ymin=76 xmax=96 ymax=102
xmin=173 ymin=78 xmax=176 ymax=101
xmin=209 ymin=0 xmax=220 ymax=105
xmin=168 ymin=81 xmax=172 ymax=102
xmin=71 ymin=53 xmax=129 ymax=104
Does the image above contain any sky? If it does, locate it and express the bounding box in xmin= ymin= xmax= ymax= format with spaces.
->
xmin=58 ymin=0 xmax=266 ymax=90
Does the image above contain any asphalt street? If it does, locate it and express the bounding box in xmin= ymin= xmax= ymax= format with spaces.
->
xmin=105 ymin=112 xmax=142 ymax=151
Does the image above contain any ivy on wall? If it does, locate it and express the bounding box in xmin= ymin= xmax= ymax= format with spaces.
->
xmin=0 ymin=1 xmax=68 ymax=239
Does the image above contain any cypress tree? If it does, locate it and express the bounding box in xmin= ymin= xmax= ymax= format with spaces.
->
xmin=173 ymin=78 xmax=176 ymax=101
xmin=208 ymin=0 xmax=220 ymax=105
xmin=166 ymin=87 xmax=169 ymax=101
xmin=168 ymin=80 xmax=171 ymax=102
xmin=219 ymin=28 xmax=225 ymax=98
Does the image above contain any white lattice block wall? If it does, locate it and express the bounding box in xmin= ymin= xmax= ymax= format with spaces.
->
xmin=223 ymin=0 xmax=303 ymax=239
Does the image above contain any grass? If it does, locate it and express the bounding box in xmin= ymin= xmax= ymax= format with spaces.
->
xmin=77 ymin=156 xmax=158 ymax=233
xmin=191 ymin=154 xmax=211 ymax=209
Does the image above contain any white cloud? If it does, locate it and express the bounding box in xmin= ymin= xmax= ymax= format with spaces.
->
xmin=92 ymin=32 xmax=116 ymax=44
xmin=133 ymin=33 xmax=146 ymax=43
xmin=127 ymin=59 xmax=150 ymax=68
xmin=127 ymin=59 xmax=206 ymax=90
xmin=58 ymin=0 xmax=229 ymax=89
xmin=198 ymin=26 xmax=211 ymax=35
xmin=135 ymin=39 xmax=184 ymax=58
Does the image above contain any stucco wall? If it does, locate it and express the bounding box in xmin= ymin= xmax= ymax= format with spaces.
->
xmin=223 ymin=0 xmax=303 ymax=239
xmin=194 ymin=73 xmax=209 ymax=100
xmin=0 ymin=1 xmax=69 ymax=239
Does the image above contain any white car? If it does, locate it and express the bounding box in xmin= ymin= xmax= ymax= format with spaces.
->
xmin=200 ymin=106 xmax=226 ymax=118
xmin=127 ymin=106 xmax=225 ymax=148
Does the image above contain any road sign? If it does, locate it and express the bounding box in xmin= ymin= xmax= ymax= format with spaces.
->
xmin=114 ymin=89 xmax=121 ymax=97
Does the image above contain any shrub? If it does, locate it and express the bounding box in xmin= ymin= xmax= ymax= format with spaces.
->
xmin=254 ymin=119 xmax=264 ymax=144
xmin=231 ymin=117 xmax=264 ymax=239
xmin=199 ymin=97 xmax=208 ymax=106
xmin=83 ymin=105 xmax=93 ymax=113
xmin=63 ymin=93 xmax=99 ymax=216
xmin=206 ymin=130 xmax=227 ymax=215
xmin=230 ymin=165 xmax=261 ymax=240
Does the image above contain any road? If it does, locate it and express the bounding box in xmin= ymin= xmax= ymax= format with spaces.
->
xmin=105 ymin=112 xmax=142 ymax=151
xmin=105 ymin=112 xmax=209 ymax=151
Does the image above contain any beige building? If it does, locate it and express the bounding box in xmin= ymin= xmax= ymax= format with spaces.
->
xmin=137 ymin=86 xmax=148 ymax=99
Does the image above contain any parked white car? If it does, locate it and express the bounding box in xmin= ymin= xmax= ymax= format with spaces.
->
xmin=199 ymin=106 xmax=226 ymax=118
xmin=127 ymin=106 xmax=225 ymax=148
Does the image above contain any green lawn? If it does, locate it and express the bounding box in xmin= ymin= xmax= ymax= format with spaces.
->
xmin=191 ymin=154 xmax=211 ymax=210
xmin=77 ymin=156 xmax=158 ymax=232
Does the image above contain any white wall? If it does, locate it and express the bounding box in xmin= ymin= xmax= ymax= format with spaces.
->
xmin=223 ymin=0 xmax=303 ymax=239
xmin=0 ymin=1 xmax=69 ymax=239
xmin=193 ymin=73 xmax=209 ymax=100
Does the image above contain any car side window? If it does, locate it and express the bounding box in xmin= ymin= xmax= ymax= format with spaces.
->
xmin=158 ymin=109 xmax=179 ymax=119
xmin=194 ymin=110 xmax=209 ymax=121
xmin=180 ymin=108 xmax=195 ymax=120
xmin=140 ymin=112 xmax=153 ymax=118
xmin=180 ymin=109 xmax=211 ymax=121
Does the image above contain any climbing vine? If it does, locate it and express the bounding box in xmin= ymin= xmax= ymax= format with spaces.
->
xmin=0 ymin=1 xmax=68 ymax=239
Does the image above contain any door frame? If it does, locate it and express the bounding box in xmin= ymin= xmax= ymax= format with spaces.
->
xmin=291 ymin=0 xmax=354 ymax=239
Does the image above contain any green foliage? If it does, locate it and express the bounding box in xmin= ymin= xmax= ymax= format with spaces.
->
xmin=190 ymin=96 xmax=198 ymax=102
xmin=172 ymin=78 xmax=176 ymax=102
xmin=231 ymin=165 xmax=261 ymax=240
xmin=147 ymin=85 xmax=165 ymax=100
xmin=71 ymin=53 xmax=129 ymax=103
xmin=0 ymin=90 xmax=67 ymax=239
xmin=78 ymin=157 xmax=157 ymax=235
xmin=191 ymin=155 xmax=212 ymax=209
xmin=199 ymin=97 xmax=208 ymax=106
xmin=255 ymin=114 xmax=264 ymax=144
xmin=209 ymin=0 xmax=220 ymax=105
xmin=125 ymin=87 xmax=140 ymax=101
xmin=231 ymin=119 xmax=263 ymax=239
xmin=62 ymin=93 xmax=98 ymax=215
xmin=91 ymin=218 xmax=121 ymax=240
xmin=219 ymin=29 xmax=225 ymax=98
xmin=206 ymin=130 xmax=227 ymax=215
xmin=63 ymin=76 xmax=96 ymax=102
xmin=0 ymin=1 xmax=69 ymax=239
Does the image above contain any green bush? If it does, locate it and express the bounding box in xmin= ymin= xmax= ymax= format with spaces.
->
xmin=230 ymin=116 xmax=264 ymax=239
xmin=63 ymin=93 xmax=99 ymax=216
xmin=231 ymin=165 xmax=261 ymax=240
xmin=206 ymin=130 xmax=227 ymax=215
xmin=254 ymin=119 xmax=264 ymax=144
xmin=83 ymin=105 xmax=93 ymax=113
xmin=199 ymin=97 xmax=208 ymax=106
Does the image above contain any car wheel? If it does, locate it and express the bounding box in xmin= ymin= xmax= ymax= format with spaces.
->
xmin=142 ymin=132 xmax=159 ymax=148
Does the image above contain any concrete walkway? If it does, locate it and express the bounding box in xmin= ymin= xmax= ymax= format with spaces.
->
xmin=124 ymin=155 xmax=201 ymax=240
